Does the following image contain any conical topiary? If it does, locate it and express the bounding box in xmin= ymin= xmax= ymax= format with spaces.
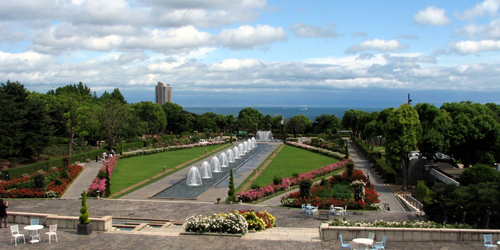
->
xmin=79 ymin=190 xmax=90 ymax=224
xmin=228 ymin=169 xmax=236 ymax=202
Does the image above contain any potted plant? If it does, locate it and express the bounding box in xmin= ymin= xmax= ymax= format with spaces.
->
xmin=216 ymin=198 xmax=221 ymax=204
xmin=77 ymin=190 xmax=92 ymax=235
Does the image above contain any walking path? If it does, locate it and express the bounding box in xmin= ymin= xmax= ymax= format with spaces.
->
xmin=61 ymin=161 xmax=103 ymax=199
xmin=347 ymin=138 xmax=406 ymax=212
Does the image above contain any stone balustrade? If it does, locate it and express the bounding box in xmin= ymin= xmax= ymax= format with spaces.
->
xmin=321 ymin=223 xmax=500 ymax=242
xmin=7 ymin=211 xmax=112 ymax=231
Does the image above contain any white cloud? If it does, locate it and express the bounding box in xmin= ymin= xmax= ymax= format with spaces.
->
xmin=395 ymin=33 xmax=418 ymax=40
xmin=217 ymin=25 xmax=287 ymax=49
xmin=289 ymin=23 xmax=339 ymax=38
xmin=454 ymin=0 xmax=500 ymax=20
xmin=448 ymin=40 xmax=500 ymax=54
xmin=414 ymin=6 xmax=452 ymax=26
xmin=345 ymin=39 xmax=408 ymax=54
xmin=455 ymin=19 xmax=500 ymax=39
xmin=351 ymin=32 xmax=367 ymax=38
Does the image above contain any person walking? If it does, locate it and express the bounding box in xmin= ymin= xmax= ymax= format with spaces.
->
xmin=0 ymin=199 xmax=8 ymax=228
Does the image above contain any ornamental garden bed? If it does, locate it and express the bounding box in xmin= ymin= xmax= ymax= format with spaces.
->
xmin=0 ymin=164 xmax=83 ymax=198
xmin=280 ymin=168 xmax=380 ymax=210
xmin=184 ymin=210 xmax=276 ymax=236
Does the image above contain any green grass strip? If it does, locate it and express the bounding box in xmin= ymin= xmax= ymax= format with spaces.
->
xmin=111 ymin=144 xmax=229 ymax=194
xmin=249 ymin=145 xmax=339 ymax=189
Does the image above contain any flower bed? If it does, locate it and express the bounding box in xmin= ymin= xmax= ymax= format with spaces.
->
xmin=286 ymin=141 xmax=345 ymax=160
xmin=280 ymin=169 xmax=380 ymax=210
xmin=87 ymin=156 xmax=117 ymax=196
xmin=328 ymin=218 xmax=472 ymax=229
xmin=185 ymin=211 xmax=249 ymax=235
xmin=0 ymin=165 xmax=83 ymax=198
xmin=237 ymin=210 xmax=276 ymax=231
xmin=185 ymin=210 xmax=277 ymax=235
xmin=238 ymin=159 xmax=350 ymax=202
xmin=121 ymin=141 xmax=226 ymax=159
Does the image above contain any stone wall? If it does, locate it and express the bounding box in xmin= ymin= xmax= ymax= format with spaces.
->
xmin=321 ymin=224 xmax=500 ymax=242
xmin=8 ymin=211 xmax=112 ymax=231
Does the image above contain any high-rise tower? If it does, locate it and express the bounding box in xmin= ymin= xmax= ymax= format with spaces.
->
xmin=155 ymin=82 xmax=172 ymax=105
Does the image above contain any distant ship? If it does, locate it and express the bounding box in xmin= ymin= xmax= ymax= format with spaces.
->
xmin=300 ymin=107 xmax=307 ymax=111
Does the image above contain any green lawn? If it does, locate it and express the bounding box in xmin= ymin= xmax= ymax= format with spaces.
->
xmin=111 ymin=144 xmax=228 ymax=194
xmin=248 ymin=145 xmax=338 ymax=189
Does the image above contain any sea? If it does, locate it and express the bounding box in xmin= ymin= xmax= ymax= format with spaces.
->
xmin=183 ymin=106 xmax=386 ymax=121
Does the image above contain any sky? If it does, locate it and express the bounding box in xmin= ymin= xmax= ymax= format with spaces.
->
xmin=2 ymin=0 xmax=500 ymax=108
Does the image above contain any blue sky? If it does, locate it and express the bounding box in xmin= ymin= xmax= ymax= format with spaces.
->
xmin=1 ymin=0 xmax=500 ymax=107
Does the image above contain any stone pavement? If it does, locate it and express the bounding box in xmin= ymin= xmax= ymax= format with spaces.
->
xmin=0 ymin=224 xmax=486 ymax=249
xmin=61 ymin=161 xmax=103 ymax=199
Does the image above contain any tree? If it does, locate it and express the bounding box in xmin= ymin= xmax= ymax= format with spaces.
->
xmin=133 ymin=101 xmax=166 ymax=138
xmin=228 ymin=169 xmax=236 ymax=202
xmin=0 ymin=81 xmax=54 ymax=161
xmin=97 ymin=98 xmax=129 ymax=150
xmin=441 ymin=102 xmax=500 ymax=167
xmin=384 ymin=104 xmax=422 ymax=190
xmin=162 ymin=102 xmax=194 ymax=134
xmin=50 ymin=84 xmax=92 ymax=157
xmin=238 ymin=107 xmax=264 ymax=134
xmin=287 ymin=115 xmax=312 ymax=137
xmin=459 ymin=164 xmax=500 ymax=186
xmin=195 ymin=112 xmax=218 ymax=134
xmin=313 ymin=114 xmax=341 ymax=134
xmin=341 ymin=109 xmax=367 ymax=136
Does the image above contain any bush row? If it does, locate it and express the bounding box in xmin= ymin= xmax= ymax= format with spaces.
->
xmin=286 ymin=141 xmax=345 ymax=160
xmin=120 ymin=141 xmax=226 ymax=159
xmin=2 ymin=149 xmax=107 ymax=179
xmin=238 ymin=159 xmax=350 ymax=202
xmin=350 ymin=137 xmax=396 ymax=183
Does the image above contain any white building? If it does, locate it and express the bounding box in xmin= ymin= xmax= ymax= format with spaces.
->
xmin=155 ymin=82 xmax=172 ymax=105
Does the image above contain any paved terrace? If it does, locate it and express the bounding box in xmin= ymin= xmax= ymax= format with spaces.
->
xmin=3 ymin=199 xmax=485 ymax=249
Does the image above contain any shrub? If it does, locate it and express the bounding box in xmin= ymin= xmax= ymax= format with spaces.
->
xmin=272 ymin=176 xmax=283 ymax=185
xmin=32 ymin=173 xmax=46 ymax=189
xmin=185 ymin=211 xmax=248 ymax=234
xmin=320 ymin=178 xmax=329 ymax=187
xmin=299 ymin=178 xmax=313 ymax=198
xmin=346 ymin=162 xmax=354 ymax=179
xmin=228 ymin=169 xmax=236 ymax=202
xmin=79 ymin=190 xmax=90 ymax=224
xmin=250 ymin=183 xmax=261 ymax=190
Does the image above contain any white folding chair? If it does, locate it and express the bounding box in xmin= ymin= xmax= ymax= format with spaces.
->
xmin=45 ymin=224 xmax=58 ymax=243
xmin=10 ymin=225 xmax=26 ymax=246
xmin=484 ymin=234 xmax=498 ymax=249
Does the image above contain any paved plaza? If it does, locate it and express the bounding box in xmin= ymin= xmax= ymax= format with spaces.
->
xmin=1 ymin=140 xmax=487 ymax=249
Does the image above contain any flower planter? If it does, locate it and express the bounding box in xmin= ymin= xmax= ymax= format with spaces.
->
xmin=77 ymin=223 xmax=92 ymax=235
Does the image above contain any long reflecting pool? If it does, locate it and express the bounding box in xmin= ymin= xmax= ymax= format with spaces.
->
xmin=152 ymin=144 xmax=267 ymax=199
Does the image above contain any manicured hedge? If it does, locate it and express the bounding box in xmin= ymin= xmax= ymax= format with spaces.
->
xmin=3 ymin=148 xmax=107 ymax=179
xmin=351 ymin=137 xmax=396 ymax=183
xmin=121 ymin=141 xmax=144 ymax=152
